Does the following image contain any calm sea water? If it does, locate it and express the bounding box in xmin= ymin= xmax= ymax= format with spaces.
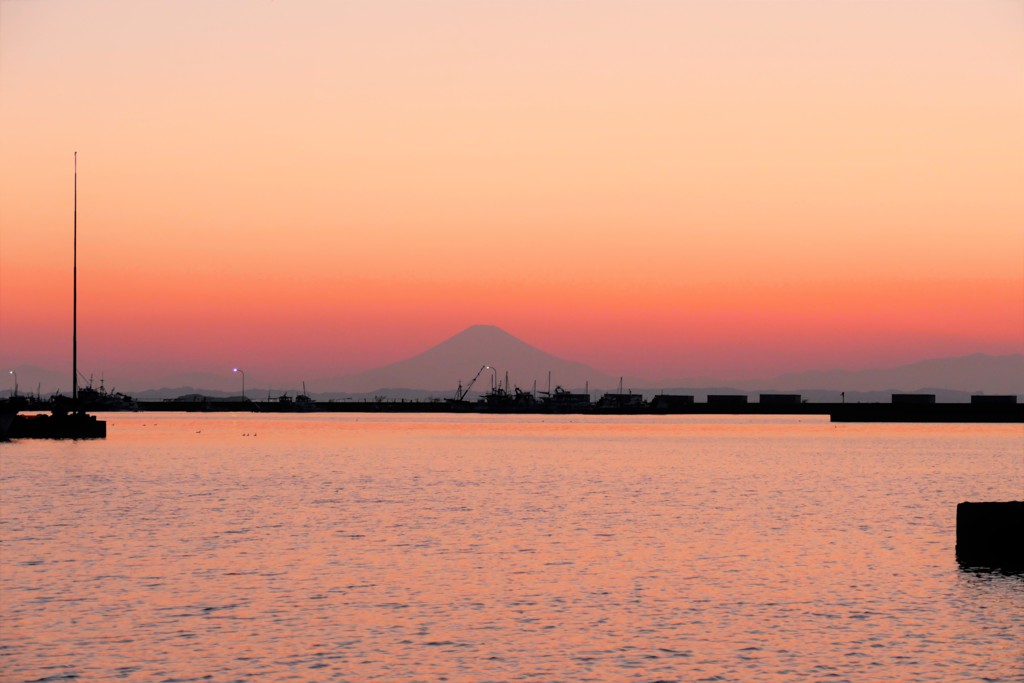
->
xmin=1 ymin=413 xmax=1022 ymax=683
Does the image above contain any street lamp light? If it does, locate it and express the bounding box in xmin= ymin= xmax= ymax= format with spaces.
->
xmin=232 ymin=367 xmax=246 ymax=400
xmin=8 ymin=370 xmax=17 ymax=397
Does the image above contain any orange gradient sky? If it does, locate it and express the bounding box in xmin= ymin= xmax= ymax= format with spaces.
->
xmin=1 ymin=0 xmax=1022 ymax=390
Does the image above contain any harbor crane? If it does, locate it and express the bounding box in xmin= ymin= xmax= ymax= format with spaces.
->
xmin=453 ymin=365 xmax=492 ymax=402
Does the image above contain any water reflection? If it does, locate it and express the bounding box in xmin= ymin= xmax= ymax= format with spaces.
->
xmin=958 ymin=564 xmax=1024 ymax=582
xmin=1 ymin=414 xmax=1022 ymax=682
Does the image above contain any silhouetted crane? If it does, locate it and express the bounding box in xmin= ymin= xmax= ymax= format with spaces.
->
xmin=453 ymin=365 xmax=492 ymax=401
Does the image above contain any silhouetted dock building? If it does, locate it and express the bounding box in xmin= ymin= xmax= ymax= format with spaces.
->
xmin=707 ymin=394 xmax=748 ymax=405
xmin=650 ymin=395 xmax=695 ymax=411
xmin=892 ymin=394 xmax=936 ymax=404
xmin=596 ymin=393 xmax=645 ymax=409
xmin=970 ymin=395 xmax=1017 ymax=405
xmin=759 ymin=394 xmax=802 ymax=405
xmin=542 ymin=388 xmax=591 ymax=410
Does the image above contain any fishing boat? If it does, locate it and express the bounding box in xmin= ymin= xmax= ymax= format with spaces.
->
xmin=77 ymin=376 xmax=139 ymax=411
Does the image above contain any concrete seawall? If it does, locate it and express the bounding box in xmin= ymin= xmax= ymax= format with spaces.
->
xmin=134 ymin=400 xmax=1024 ymax=422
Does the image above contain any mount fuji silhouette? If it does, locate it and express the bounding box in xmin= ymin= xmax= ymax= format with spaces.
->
xmin=330 ymin=324 xmax=620 ymax=394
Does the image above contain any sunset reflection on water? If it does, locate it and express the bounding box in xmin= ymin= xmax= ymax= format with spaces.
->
xmin=2 ymin=414 xmax=1021 ymax=682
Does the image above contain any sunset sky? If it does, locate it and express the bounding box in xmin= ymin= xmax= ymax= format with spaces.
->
xmin=1 ymin=0 xmax=1022 ymax=391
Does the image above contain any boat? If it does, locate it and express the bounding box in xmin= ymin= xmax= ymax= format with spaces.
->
xmin=260 ymin=382 xmax=317 ymax=412
xmin=77 ymin=375 xmax=139 ymax=411
xmin=479 ymin=370 xmax=538 ymax=411
xmin=541 ymin=386 xmax=591 ymax=411
xmin=595 ymin=378 xmax=645 ymax=411
xmin=293 ymin=382 xmax=316 ymax=410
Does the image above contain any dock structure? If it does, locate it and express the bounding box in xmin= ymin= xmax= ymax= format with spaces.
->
xmin=892 ymin=393 xmax=937 ymax=405
xmin=956 ymin=501 xmax=1024 ymax=570
xmin=9 ymin=411 xmax=106 ymax=439
xmin=970 ymin=395 xmax=1017 ymax=405
xmin=707 ymin=394 xmax=748 ymax=405
xmin=759 ymin=394 xmax=802 ymax=405
xmin=650 ymin=395 xmax=695 ymax=412
xmin=828 ymin=402 xmax=1021 ymax=423
xmin=125 ymin=396 xmax=1023 ymax=422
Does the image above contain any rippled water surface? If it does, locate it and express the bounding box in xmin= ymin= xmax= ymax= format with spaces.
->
xmin=2 ymin=414 xmax=1022 ymax=682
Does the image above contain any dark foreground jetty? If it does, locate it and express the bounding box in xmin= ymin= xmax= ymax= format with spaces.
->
xmin=830 ymin=399 xmax=1022 ymax=423
xmin=9 ymin=411 xmax=106 ymax=439
xmin=956 ymin=501 xmax=1024 ymax=570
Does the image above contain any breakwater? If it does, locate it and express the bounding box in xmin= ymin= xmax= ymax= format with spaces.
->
xmin=134 ymin=399 xmax=1023 ymax=422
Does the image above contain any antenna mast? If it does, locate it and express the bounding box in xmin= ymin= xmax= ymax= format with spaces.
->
xmin=73 ymin=151 xmax=78 ymax=407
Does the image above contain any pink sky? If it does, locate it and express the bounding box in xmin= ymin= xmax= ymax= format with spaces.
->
xmin=1 ymin=1 xmax=1022 ymax=391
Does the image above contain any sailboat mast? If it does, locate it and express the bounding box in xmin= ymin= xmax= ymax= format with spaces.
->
xmin=73 ymin=151 xmax=78 ymax=406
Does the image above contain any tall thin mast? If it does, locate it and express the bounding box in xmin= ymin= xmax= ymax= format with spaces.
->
xmin=73 ymin=151 xmax=78 ymax=406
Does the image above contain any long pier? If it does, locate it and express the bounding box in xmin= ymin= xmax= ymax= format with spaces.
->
xmin=133 ymin=399 xmax=1023 ymax=423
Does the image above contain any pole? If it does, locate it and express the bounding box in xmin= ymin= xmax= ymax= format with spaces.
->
xmin=233 ymin=368 xmax=246 ymax=400
xmin=73 ymin=152 xmax=78 ymax=407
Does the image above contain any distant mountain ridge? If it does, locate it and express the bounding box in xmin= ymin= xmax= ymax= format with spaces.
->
xmin=737 ymin=352 xmax=1024 ymax=395
xmin=7 ymin=327 xmax=1022 ymax=399
xmin=325 ymin=324 xmax=622 ymax=394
